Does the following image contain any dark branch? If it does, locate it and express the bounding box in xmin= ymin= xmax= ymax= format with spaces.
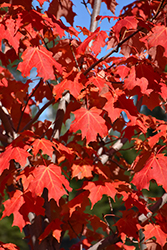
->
xmin=21 ymin=98 xmax=55 ymax=132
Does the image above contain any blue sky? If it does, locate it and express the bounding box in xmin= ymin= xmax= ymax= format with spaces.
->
xmin=33 ymin=0 xmax=134 ymax=40
xmin=32 ymin=0 xmax=134 ymax=58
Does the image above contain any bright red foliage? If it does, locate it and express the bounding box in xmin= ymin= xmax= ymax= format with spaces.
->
xmin=0 ymin=0 xmax=167 ymax=249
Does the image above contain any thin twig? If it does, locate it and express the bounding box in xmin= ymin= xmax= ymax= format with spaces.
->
xmin=70 ymin=42 xmax=80 ymax=72
xmin=0 ymin=103 xmax=16 ymax=139
xmin=84 ymin=0 xmax=165 ymax=76
xmin=17 ymin=79 xmax=42 ymax=132
xmin=81 ymin=0 xmax=91 ymax=16
xmin=21 ymin=98 xmax=55 ymax=132
xmin=83 ymin=28 xmax=143 ymax=76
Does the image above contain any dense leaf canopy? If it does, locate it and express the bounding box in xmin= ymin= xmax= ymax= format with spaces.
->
xmin=0 ymin=0 xmax=167 ymax=249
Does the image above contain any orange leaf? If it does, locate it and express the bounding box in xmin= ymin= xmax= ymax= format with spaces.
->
xmin=144 ymin=224 xmax=167 ymax=247
xmin=2 ymin=190 xmax=25 ymax=231
xmin=53 ymin=71 xmax=84 ymax=100
xmin=70 ymin=107 xmax=108 ymax=144
xmin=0 ymin=18 xmax=22 ymax=53
xmin=83 ymin=180 xmax=127 ymax=208
xmin=0 ymin=242 xmax=20 ymax=250
xmin=76 ymin=27 xmax=100 ymax=55
xmin=0 ymin=142 xmax=30 ymax=175
xmin=71 ymin=158 xmax=94 ymax=179
xmin=18 ymin=46 xmax=62 ymax=80
xmin=28 ymin=164 xmax=72 ymax=204
xmin=2 ymin=190 xmax=45 ymax=231
xmin=147 ymin=26 xmax=167 ymax=56
xmin=32 ymin=138 xmax=54 ymax=158
xmin=132 ymin=153 xmax=167 ymax=191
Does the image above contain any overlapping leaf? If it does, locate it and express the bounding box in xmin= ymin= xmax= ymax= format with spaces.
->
xmin=144 ymin=224 xmax=167 ymax=247
xmin=0 ymin=142 xmax=30 ymax=175
xmin=132 ymin=153 xmax=167 ymax=191
xmin=32 ymin=138 xmax=54 ymax=158
xmin=2 ymin=190 xmax=45 ymax=231
xmin=53 ymin=71 xmax=84 ymax=100
xmin=0 ymin=18 xmax=22 ymax=53
xmin=28 ymin=164 xmax=72 ymax=203
xmin=18 ymin=46 xmax=62 ymax=80
xmin=113 ymin=16 xmax=138 ymax=40
xmin=0 ymin=242 xmax=20 ymax=250
xmin=146 ymin=26 xmax=167 ymax=56
xmin=88 ymin=0 xmax=118 ymax=14
xmin=83 ymin=180 xmax=129 ymax=208
xmin=71 ymin=158 xmax=94 ymax=179
xmin=76 ymin=27 xmax=100 ymax=55
xmin=70 ymin=107 xmax=108 ymax=144
xmin=39 ymin=218 xmax=62 ymax=243
xmin=47 ymin=0 xmax=76 ymax=26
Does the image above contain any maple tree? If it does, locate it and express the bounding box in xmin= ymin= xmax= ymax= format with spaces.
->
xmin=1 ymin=0 xmax=167 ymax=249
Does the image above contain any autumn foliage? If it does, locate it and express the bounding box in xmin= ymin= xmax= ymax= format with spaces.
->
xmin=1 ymin=0 xmax=167 ymax=249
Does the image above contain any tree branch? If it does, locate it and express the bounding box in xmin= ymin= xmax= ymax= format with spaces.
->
xmin=0 ymin=102 xmax=17 ymax=145
xmin=89 ymin=0 xmax=101 ymax=33
xmin=17 ymin=79 xmax=42 ymax=133
xmin=88 ymin=192 xmax=167 ymax=250
xmin=20 ymin=98 xmax=55 ymax=132
xmin=83 ymin=27 xmax=142 ymax=76
xmin=84 ymin=0 xmax=165 ymax=76
xmin=81 ymin=0 xmax=91 ymax=16
xmin=51 ymin=91 xmax=70 ymax=140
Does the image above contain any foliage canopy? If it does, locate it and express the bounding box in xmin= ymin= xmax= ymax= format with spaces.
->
xmin=1 ymin=0 xmax=167 ymax=249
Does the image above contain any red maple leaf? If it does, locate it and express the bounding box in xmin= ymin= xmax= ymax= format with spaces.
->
xmin=103 ymin=91 xmax=122 ymax=123
xmin=2 ymin=190 xmax=45 ymax=231
xmin=0 ymin=18 xmax=22 ymax=53
xmin=36 ymin=0 xmax=46 ymax=6
xmin=47 ymin=0 xmax=76 ymax=26
xmin=38 ymin=218 xmax=62 ymax=243
xmin=70 ymin=107 xmax=108 ymax=144
xmin=0 ymin=242 xmax=20 ymax=250
xmin=61 ymin=190 xmax=90 ymax=217
xmin=76 ymin=27 xmax=100 ymax=55
xmin=28 ymin=164 xmax=72 ymax=204
xmin=71 ymin=158 xmax=94 ymax=179
xmin=0 ymin=142 xmax=30 ymax=175
xmin=19 ymin=191 xmax=45 ymax=221
xmin=113 ymin=16 xmax=138 ymax=40
xmin=21 ymin=10 xmax=45 ymax=31
xmin=103 ymin=90 xmax=139 ymax=124
xmin=88 ymin=0 xmax=118 ymax=14
xmin=2 ymin=190 xmax=25 ymax=231
xmin=18 ymin=46 xmax=63 ymax=80
xmin=83 ymin=180 xmax=128 ymax=208
xmin=86 ymin=75 xmax=107 ymax=91
xmin=124 ymin=66 xmax=152 ymax=96
xmin=115 ymin=65 xmax=130 ymax=80
xmin=115 ymin=210 xmax=140 ymax=239
xmin=32 ymin=138 xmax=54 ymax=158
xmin=144 ymin=224 xmax=167 ymax=247
xmin=132 ymin=153 xmax=167 ymax=191
xmin=148 ymin=124 xmax=167 ymax=148
xmin=53 ymin=71 xmax=84 ymax=100
xmin=145 ymin=26 xmax=167 ymax=56
xmin=92 ymin=30 xmax=108 ymax=56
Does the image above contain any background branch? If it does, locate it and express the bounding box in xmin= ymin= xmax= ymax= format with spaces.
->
xmin=21 ymin=98 xmax=55 ymax=132
xmin=89 ymin=0 xmax=101 ymax=32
